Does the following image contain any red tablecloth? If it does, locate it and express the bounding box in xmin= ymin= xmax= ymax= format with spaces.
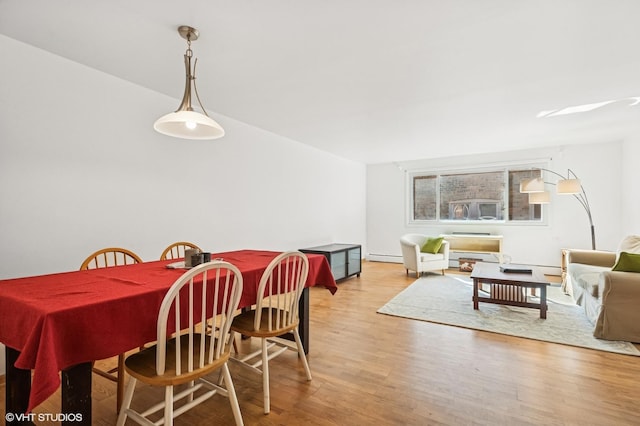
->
xmin=0 ymin=250 xmax=336 ymax=412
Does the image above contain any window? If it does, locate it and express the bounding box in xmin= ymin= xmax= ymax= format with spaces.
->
xmin=508 ymin=169 xmax=542 ymax=221
xmin=440 ymin=171 xmax=504 ymax=221
xmin=413 ymin=175 xmax=437 ymax=220
xmin=410 ymin=166 xmax=543 ymax=223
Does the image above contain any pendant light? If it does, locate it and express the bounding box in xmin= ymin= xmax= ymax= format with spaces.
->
xmin=154 ymin=26 xmax=224 ymax=140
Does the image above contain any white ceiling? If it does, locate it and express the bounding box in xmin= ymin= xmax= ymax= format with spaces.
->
xmin=2 ymin=0 xmax=639 ymax=164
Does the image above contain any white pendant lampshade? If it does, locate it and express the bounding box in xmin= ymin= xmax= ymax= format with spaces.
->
xmin=556 ymin=178 xmax=581 ymax=194
xmin=519 ymin=177 xmax=545 ymax=193
xmin=154 ymin=26 xmax=225 ymax=140
xmin=529 ymin=191 xmax=551 ymax=204
xmin=154 ymin=110 xmax=224 ymax=140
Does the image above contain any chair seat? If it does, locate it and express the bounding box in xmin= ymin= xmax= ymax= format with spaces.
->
xmin=419 ymin=252 xmax=445 ymax=262
xmin=231 ymin=308 xmax=299 ymax=338
xmin=125 ymin=334 xmax=229 ymax=387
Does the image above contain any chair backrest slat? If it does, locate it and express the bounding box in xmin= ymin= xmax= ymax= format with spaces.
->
xmin=174 ymin=290 xmax=182 ymax=375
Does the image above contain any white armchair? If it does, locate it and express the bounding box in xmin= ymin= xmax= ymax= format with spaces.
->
xmin=400 ymin=234 xmax=450 ymax=278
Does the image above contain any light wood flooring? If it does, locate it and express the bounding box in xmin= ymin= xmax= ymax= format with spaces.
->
xmin=2 ymin=261 xmax=640 ymax=425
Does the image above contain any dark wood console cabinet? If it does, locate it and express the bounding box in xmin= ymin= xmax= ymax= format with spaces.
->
xmin=300 ymin=243 xmax=361 ymax=281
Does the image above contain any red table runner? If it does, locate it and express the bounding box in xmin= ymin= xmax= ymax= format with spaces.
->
xmin=0 ymin=250 xmax=337 ymax=412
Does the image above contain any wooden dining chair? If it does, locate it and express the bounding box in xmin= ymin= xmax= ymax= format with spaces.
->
xmin=160 ymin=240 xmax=237 ymax=353
xmin=116 ymin=261 xmax=245 ymax=426
xmin=79 ymin=247 xmax=143 ymax=413
xmin=229 ymin=251 xmax=311 ymax=414
xmin=160 ymin=241 xmax=202 ymax=260
xmin=80 ymin=247 xmax=143 ymax=270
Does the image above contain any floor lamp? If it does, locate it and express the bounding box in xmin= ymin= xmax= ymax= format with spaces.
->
xmin=519 ymin=168 xmax=596 ymax=250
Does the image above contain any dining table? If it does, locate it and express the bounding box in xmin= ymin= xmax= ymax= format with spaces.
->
xmin=0 ymin=249 xmax=337 ymax=424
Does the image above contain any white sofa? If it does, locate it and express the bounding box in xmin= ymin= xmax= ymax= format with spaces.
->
xmin=400 ymin=234 xmax=450 ymax=278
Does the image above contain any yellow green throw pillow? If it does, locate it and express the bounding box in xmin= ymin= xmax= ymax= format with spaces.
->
xmin=421 ymin=237 xmax=444 ymax=254
xmin=612 ymin=251 xmax=640 ymax=273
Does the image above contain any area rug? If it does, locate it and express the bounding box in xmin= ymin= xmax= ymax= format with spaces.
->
xmin=377 ymin=275 xmax=640 ymax=356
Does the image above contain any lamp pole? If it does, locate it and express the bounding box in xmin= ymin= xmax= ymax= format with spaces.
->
xmin=535 ymin=168 xmax=596 ymax=250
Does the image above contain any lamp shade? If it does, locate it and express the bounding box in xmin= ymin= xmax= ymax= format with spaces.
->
xmin=557 ymin=178 xmax=581 ymax=194
xmin=154 ymin=110 xmax=225 ymax=140
xmin=529 ymin=191 xmax=551 ymax=204
xmin=519 ymin=177 xmax=545 ymax=193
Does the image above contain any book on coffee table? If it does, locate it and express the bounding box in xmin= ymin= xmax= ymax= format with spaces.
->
xmin=499 ymin=264 xmax=532 ymax=274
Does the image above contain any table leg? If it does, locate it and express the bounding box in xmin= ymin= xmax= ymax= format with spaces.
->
xmin=298 ymin=287 xmax=309 ymax=354
xmin=4 ymin=349 xmax=93 ymax=425
xmin=540 ymin=285 xmax=548 ymax=319
xmin=61 ymin=362 xmax=92 ymax=425
xmin=5 ymin=346 xmax=33 ymax=425
xmin=473 ymin=278 xmax=479 ymax=309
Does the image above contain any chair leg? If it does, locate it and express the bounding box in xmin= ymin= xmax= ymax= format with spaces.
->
xmin=116 ymin=376 xmax=136 ymax=426
xmin=227 ymin=330 xmax=239 ymax=354
xmin=261 ymin=337 xmax=270 ymax=414
xmin=293 ymin=328 xmax=312 ymax=381
xmin=219 ymin=331 xmax=236 ymax=387
xmin=222 ymin=363 xmax=244 ymax=426
xmin=164 ymin=385 xmax=174 ymax=426
xmin=187 ymin=380 xmax=195 ymax=403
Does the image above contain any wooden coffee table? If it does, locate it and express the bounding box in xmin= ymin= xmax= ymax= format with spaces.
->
xmin=470 ymin=262 xmax=550 ymax=319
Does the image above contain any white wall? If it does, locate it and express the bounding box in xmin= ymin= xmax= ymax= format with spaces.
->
xmin=622 ymin=140 xmax=640 ymax=236
xmin=366 ymin=141 xmax=626 ymax=268
xmin=0 ymin=35 xmax=366 ymax=277
xmin=0 ymin=35 xmax=367 ymax=373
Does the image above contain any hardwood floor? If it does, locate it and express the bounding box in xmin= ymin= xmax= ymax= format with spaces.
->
xmin=2 ymin=261 xmax=640 ymax=425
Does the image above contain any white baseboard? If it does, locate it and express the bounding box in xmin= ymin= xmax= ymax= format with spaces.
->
xmin=366 ymin=254 xmax=403 ymax=263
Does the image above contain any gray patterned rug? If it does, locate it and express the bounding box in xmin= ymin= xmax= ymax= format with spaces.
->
xmin=377 ymin=274 xmax=640 ymax=356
